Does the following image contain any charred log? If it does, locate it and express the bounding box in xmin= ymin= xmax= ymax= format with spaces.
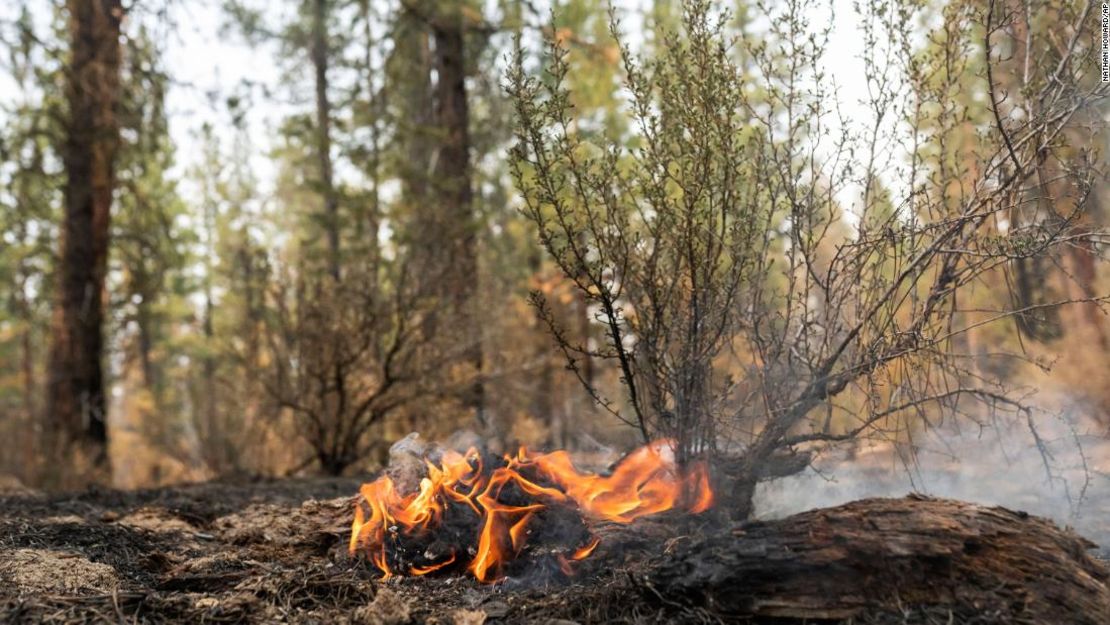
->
xmin=643 ymin=495 xmax=1110 ymax=624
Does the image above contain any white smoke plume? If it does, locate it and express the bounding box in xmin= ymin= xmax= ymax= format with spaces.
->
xmin=754 ymin=409 xmax=1110 ymax=552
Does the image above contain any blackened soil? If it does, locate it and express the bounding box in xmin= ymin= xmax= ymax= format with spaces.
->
xmin=2 ymin=479 xmax=1107 ymax=625
xmin=0 ymin=477 xmax=687 ymax=624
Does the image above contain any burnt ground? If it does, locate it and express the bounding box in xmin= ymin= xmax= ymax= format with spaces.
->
xmin=0 ymin=477 xmax=693 ymax=625
xmin=1 ymin=478 xmax=1108 ymax=624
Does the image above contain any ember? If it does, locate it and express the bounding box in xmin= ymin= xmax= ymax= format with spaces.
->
xmin=348 ymin=439 xmax=713 ymax=582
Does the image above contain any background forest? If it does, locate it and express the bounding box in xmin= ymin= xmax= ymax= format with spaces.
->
xmin=0 ymin=0 xmax=1106 ymax=525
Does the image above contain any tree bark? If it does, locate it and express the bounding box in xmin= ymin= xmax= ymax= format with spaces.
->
xmin=44 ymin=0 xmax=123 ymax=487
xmin=431 ymin=5 xmax=484 ymax=427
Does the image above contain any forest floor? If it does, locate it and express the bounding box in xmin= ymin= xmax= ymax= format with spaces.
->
xmin=1 ymin=476 xmax=1109 ymax=624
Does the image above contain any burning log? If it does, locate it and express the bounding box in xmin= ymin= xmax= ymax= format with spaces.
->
xmin=348 ymin=438 xmax=713 ymax=583
xmin=643 ymin=495 xmax=1110 ymax=624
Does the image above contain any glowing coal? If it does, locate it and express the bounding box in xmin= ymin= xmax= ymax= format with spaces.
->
xmin=348 ymin=439 xmax=713 ymax=582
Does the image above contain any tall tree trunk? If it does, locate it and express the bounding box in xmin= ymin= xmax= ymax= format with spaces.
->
xmin=15 ymin=138 xmax=41 ymax=482
xmin=43 ymin=0 xmax=123 ymax=487
xmin=394 ymin=10 xmax=433 ymax=229
xmin=312 ymin=0 xmax=340 ymax=282
xmin=361 ymin=0 xmax=382 ymax=286
xmin=431 ymin=6 xmax=484 ymax=427
xmin=202 ymin=246 xmax=220 ymax=471
xmin=233 ymin=243 xmax=258 ymax=472
xmin=134 ymin=275 xmax=156 ymax=390
xmin=19 ymin=291 xmax=37 ymax=482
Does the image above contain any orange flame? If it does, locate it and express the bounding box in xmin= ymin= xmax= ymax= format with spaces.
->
xmin=571 ymin=537 xmax=600 ymax=560
xmin=348 ymin=439 xmax=713 ymax=582
xmin=411 ymin=552 xmax=456 ymax=576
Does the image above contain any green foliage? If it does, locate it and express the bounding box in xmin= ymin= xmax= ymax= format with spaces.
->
xmin=511 ymin=0 xmax=777 ymax=457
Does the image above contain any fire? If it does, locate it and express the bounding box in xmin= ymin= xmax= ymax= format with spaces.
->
xmin=348 ymin=439 xmax=713 ymax=582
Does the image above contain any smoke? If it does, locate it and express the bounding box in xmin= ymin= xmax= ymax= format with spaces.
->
xmin=753 ymin=409 xmax=1110 ymax=552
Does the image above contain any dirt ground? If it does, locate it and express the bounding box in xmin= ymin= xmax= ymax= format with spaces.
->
xmin=2 ymin=477 xmax=1107 ymax=624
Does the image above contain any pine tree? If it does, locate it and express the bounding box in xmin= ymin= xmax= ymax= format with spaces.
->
xmin=43 ymin=0 xmax=124 ymax=486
